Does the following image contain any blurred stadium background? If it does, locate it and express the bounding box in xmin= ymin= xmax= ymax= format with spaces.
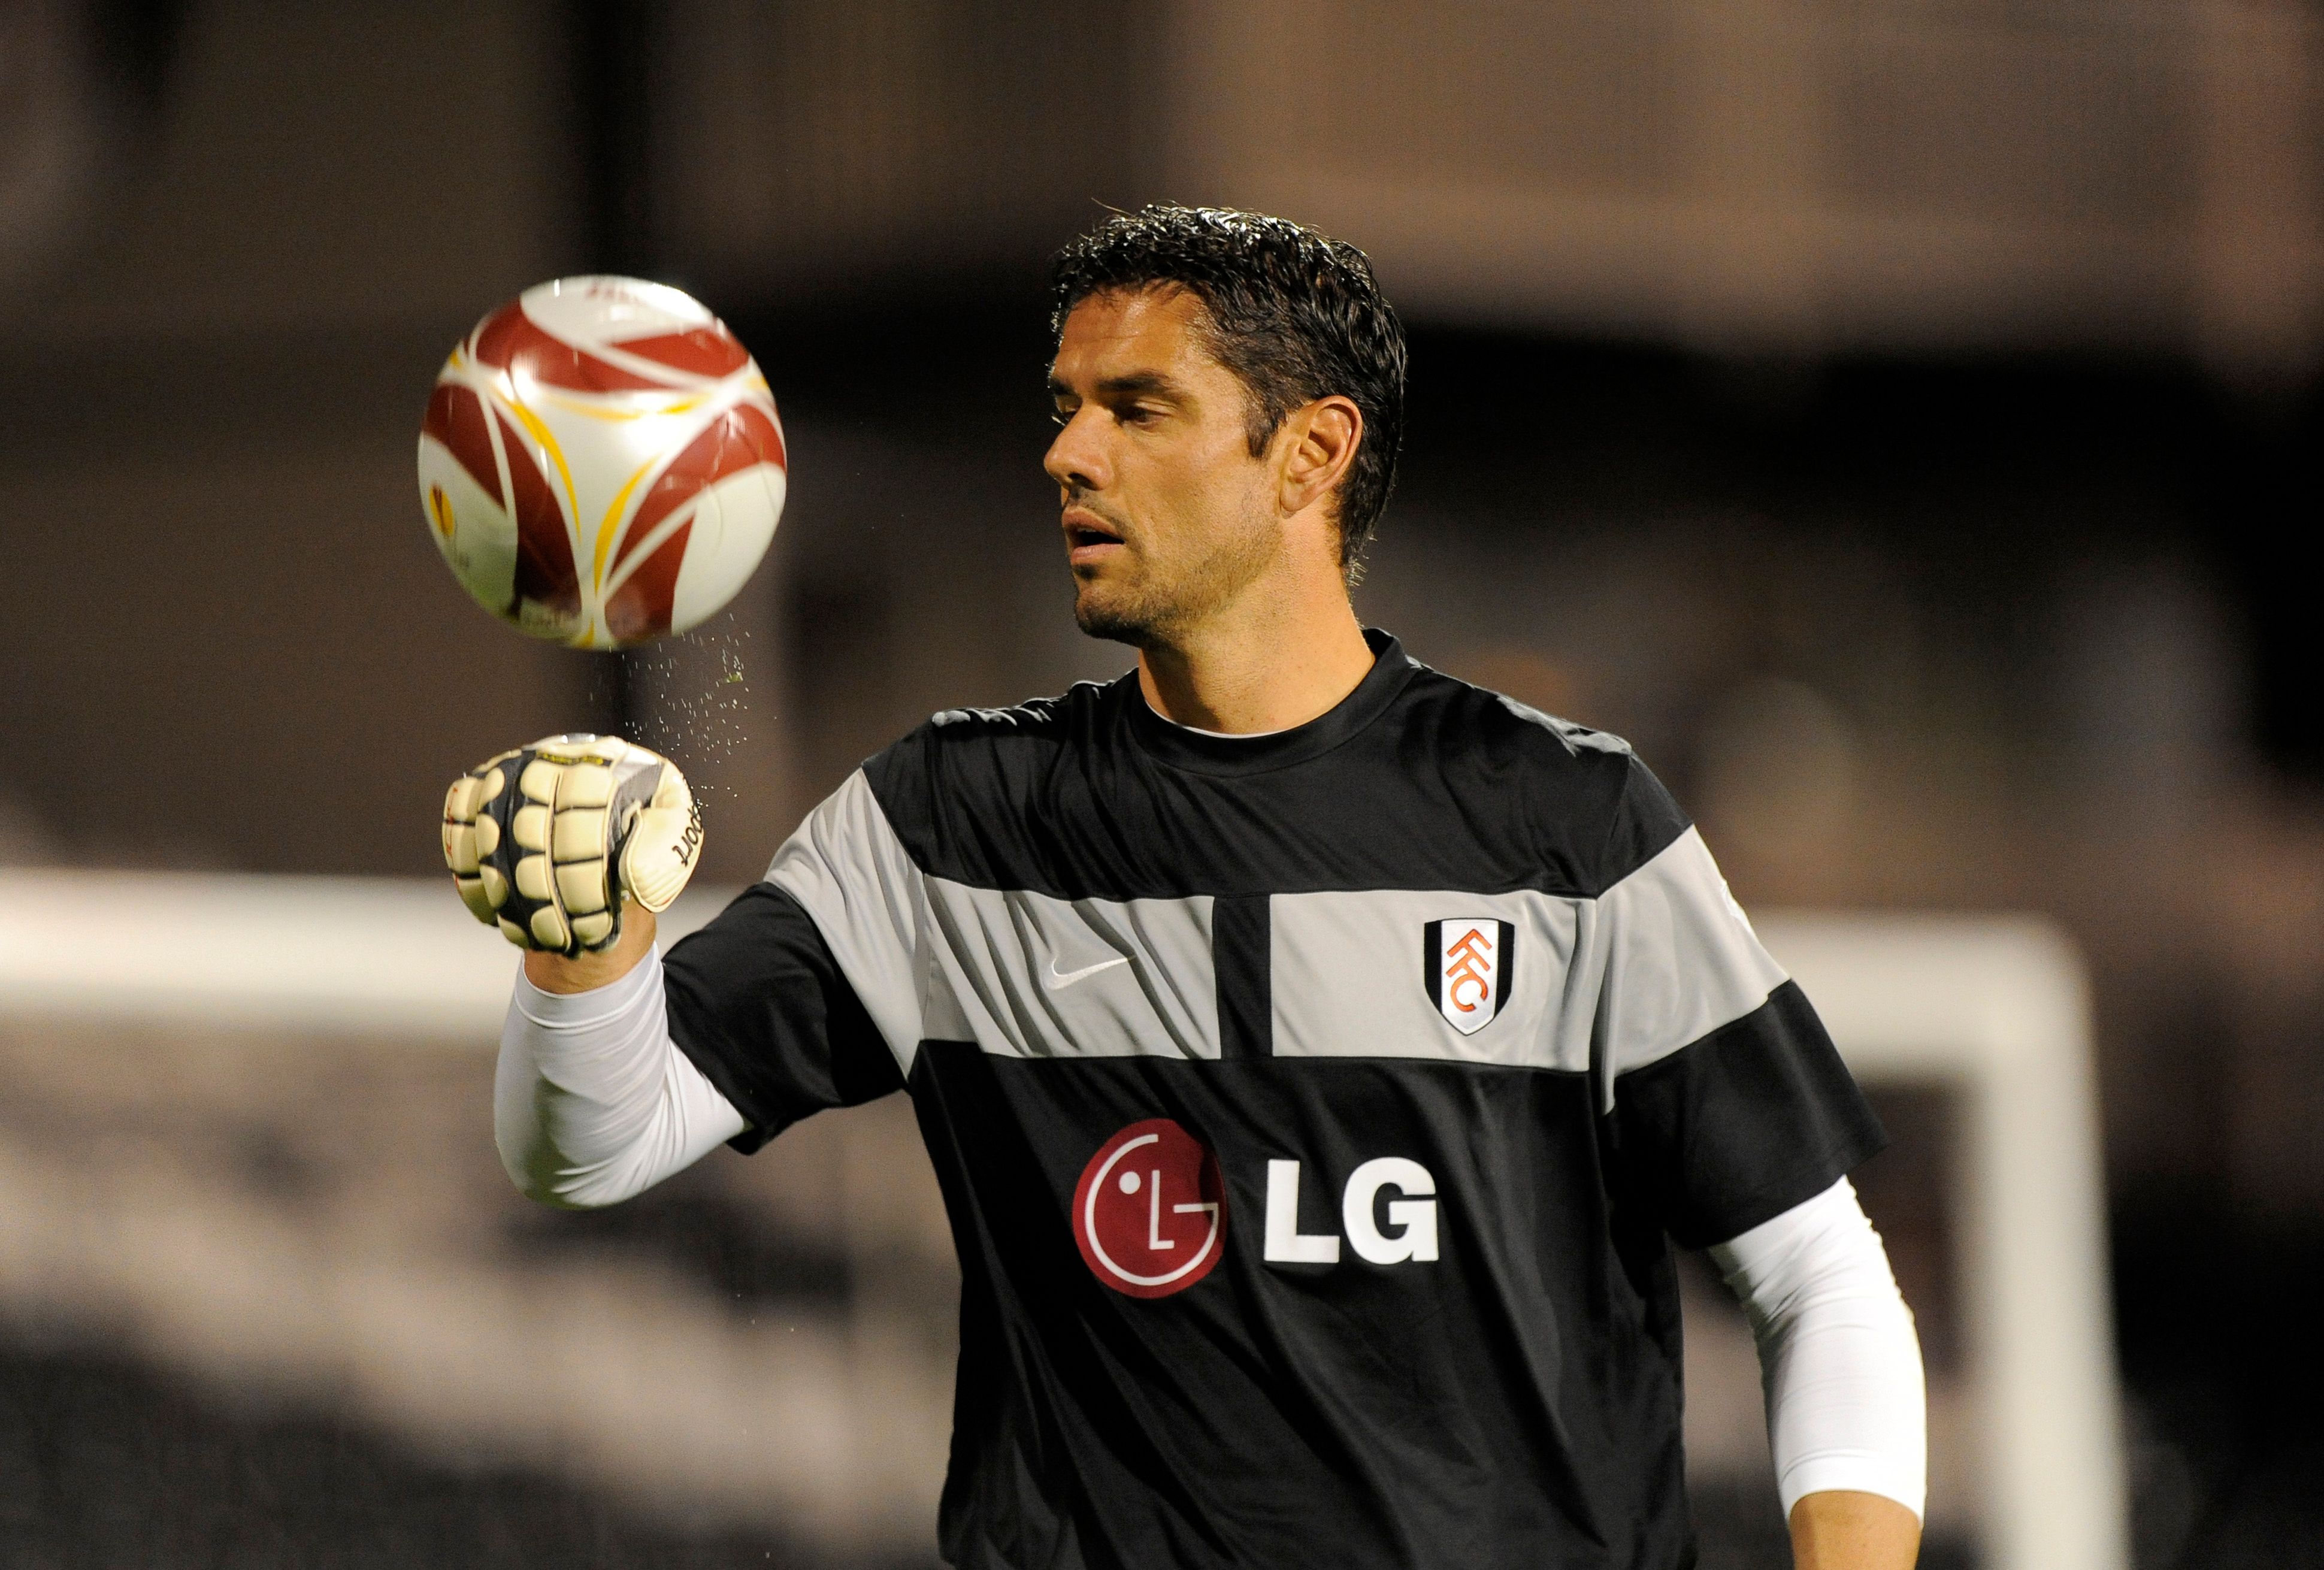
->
xmin=1 ymin=2 xmax=2319 ymax=1566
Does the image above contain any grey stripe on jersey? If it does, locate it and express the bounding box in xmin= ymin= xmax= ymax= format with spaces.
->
xmin=762 ymin=770 xmax=929 ymax=1073
xmin=1267 ymin=828 xmax=1778 ymax=1075
xmin=1594 ymin=824 xmax=1790 ymax=1088
xmin=920 ymin=882 xmax=1221 ymax=1059
xmin=766 ymin=773 xmax=1226 ymax=1063
xmin=1269 ymin=890 xmax=1588 ymax=1069
xmin=768 ymin=776 xmax=1783 ymax=1081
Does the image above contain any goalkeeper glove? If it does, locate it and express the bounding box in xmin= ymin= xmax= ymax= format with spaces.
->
xmin=441 ymin=734 xmax=701 ymax=955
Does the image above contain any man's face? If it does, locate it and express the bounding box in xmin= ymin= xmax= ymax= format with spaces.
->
xmin=1045 ymin=286 xmax=1281 ymax=646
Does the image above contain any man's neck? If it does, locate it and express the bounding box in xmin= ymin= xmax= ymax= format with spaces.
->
xmin=1136 ymin=598 xmax=1376 ymax=735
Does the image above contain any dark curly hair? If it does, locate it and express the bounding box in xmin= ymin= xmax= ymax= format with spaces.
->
xmin=1049 ymin=205 xmax=1407 ymax=583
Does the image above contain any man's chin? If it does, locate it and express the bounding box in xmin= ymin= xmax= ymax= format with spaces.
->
xmin=1072 ymin=587 xmax=1163 ymax=648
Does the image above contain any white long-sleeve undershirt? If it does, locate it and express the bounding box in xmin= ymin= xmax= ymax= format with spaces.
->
xmin=495 ymin=950 xmax=1926 ymax=1520
xmin=494 ymin=948 xmax=745 ymax=1208
xmin=1709 ymin=1177 xmax=1927 ymax=1520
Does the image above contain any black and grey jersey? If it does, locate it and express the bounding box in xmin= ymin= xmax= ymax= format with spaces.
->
xmin=663 ymin=631 xmax=1884 ymax=1570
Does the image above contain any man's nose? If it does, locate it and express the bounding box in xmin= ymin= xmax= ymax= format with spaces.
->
xmin=1044 ymin=407 xmax=1112 ymax=494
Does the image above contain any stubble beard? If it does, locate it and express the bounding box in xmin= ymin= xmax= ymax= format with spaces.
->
xmin=1073 ymin=503 xmax=1280 ymax=650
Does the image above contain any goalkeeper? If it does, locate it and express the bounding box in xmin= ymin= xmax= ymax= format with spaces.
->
xmin=447 ymin=206 xmax=1926 ymax=1570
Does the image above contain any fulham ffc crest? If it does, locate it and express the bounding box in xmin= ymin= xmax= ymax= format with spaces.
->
xmin=1424 ymin=919 xmax=1515 ymax=1036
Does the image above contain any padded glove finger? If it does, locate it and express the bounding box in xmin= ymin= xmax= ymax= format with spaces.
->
xmin=443 ymin=750 xmax=518 ymax=928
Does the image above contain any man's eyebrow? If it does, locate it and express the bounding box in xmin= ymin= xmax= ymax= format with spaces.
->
xmin=1096 ymin=371 xmax=1181 ymax=400
xmin=1047 ymin=370 xmax=1185 ymax=402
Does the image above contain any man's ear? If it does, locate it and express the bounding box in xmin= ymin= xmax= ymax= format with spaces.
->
xmin=1277 ymin=395 xmax=1363 ymax=519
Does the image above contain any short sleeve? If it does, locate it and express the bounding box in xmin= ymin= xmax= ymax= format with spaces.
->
xmin=662 ymin=770 xmax=922 ymax=1152
xmin=1594 ymin=770 xmax=1885 ymax=1248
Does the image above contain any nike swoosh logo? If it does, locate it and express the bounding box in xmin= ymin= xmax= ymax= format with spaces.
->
xmin=1045 ymin=955 xmax=1130 ymax=991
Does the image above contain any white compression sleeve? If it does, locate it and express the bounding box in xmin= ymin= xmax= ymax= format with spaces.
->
xmin=494 ymin=945 xmax=748 ymax=1209
xmin=1708 ymin=1177 xmax=1927 ymax=1521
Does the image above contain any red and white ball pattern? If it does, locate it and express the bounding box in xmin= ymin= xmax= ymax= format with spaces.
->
xmin=418 ymin=276 xmax=786 ymax=649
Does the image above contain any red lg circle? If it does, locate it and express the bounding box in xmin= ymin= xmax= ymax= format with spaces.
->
xmin=1072 ymin=1119 xmax=1229 ymax=1299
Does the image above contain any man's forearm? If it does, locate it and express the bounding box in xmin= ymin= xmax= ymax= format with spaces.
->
xmin=496 ymin=927 xmax=748 ymax=1206
xmin=1790 ymin=1489 xmax=1920 ymax=1569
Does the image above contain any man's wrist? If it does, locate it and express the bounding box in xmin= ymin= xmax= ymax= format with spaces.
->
xmin=522 ymin=905 xmax=658 ymax=994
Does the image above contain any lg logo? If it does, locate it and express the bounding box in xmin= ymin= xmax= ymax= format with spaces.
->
xmin=1072 ymin=1123 xmax=1439 ymax=1297
xmin=1263 ymin=1158 xmax=1439 ymax=1266
xmin=1072 ymin=1120 xmax=1228 ymax=1299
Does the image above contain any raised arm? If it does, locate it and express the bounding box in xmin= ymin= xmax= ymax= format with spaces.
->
xmin=441 ymin=734 xmax=733 ymax=1205
xmin=446 ymin=739 xmax=919 ymax=1209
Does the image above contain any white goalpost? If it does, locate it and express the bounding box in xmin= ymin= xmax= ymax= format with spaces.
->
xmin=1759 ymin=913 xmax=2128 ymax=1570
xmin=0 ymin=873 xmax=2126 ymax=1568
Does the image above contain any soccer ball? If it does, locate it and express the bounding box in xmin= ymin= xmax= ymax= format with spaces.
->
xmin=417 ymin=276 xmax=786 ymax=649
